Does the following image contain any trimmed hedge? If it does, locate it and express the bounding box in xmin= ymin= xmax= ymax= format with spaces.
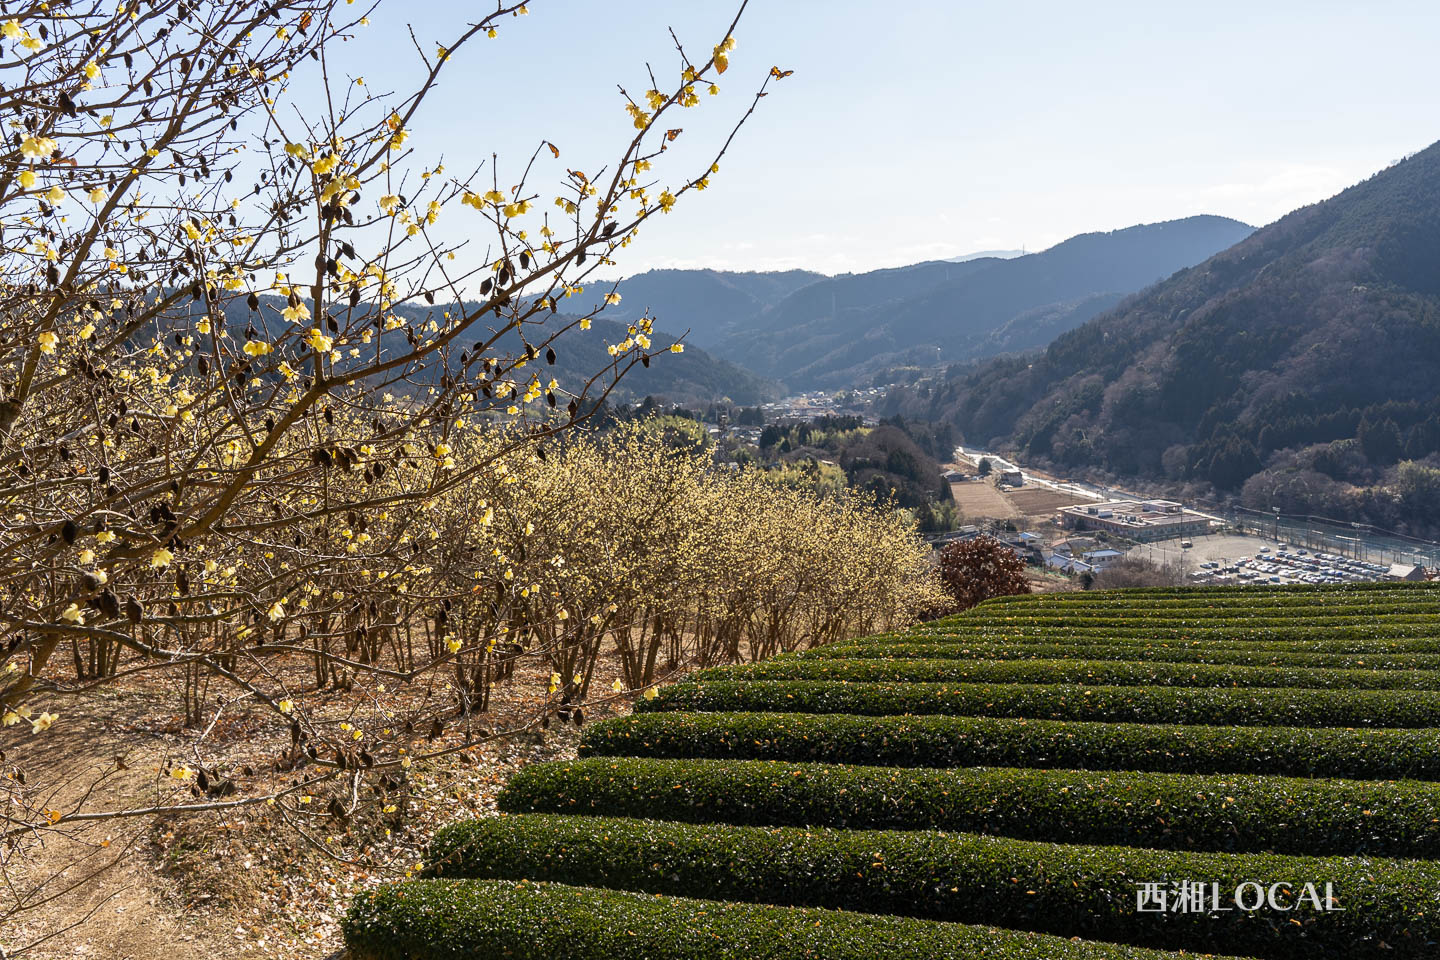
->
xmin=894 ymin=626 xmax=1440 ymax=649
xmin=975 ymin=582 xmax=1438 ymax=606
xmin=424 ymin=814 xmax=1440 ymax=959
xmin=921 ymin=613 xmax=1440 ymax=630
xmin=499 ymin=756 xmax=1440 ymax=858
xmin=981 ymin=580 xmax=1435 ymax=596
xmin=851 ymin=634 xmax=1440 ymax=654
xmin=581 ymin=711 xmax=1440 ymax=780
xmin=967 ymin=592 xmax=1439 ymax=610
xmin=343 ymin=879 xmax=1232 ymax=960
xmin=640 ymin=679 xmax=1440 ymax=728
xmin=701 ymin=657 xmax=1440 ymax=690
xmin=804 ymin=642 xmax=1440 ymax=671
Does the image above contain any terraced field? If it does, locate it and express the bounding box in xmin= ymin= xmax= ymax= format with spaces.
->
xmin=345 ymin=582 xmax=1440 ymax=959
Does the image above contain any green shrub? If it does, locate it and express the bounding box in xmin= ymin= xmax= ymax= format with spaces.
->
xmin=974 ymin=582 xmax=1437 ymax=608
xmin=343 ymin=878 xmax=1232 ymax=960
xmin=702 ymin=657 xmax=1440 ymax=690
xmin=855 ymin=633 xmax=1440 ymax=654
xmin=892 ymin=624 xmax=1440 ymax=649
xmin=930 ymin=611 xmax=1439 ymax=629
xmin=640 ymin=679 xmax=1440 ymax=728
xmin=424 ymin=813 xmax=1440 ymax=959
xmin=581 ymin=711 xmax=1440 ymax=780
xmin=499 ymin=756 xmax=1440 ymax=858
xmin=804 ymin=642 xmax=1440 ymax=671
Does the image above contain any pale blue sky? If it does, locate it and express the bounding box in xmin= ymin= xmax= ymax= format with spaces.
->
xmin=335 ymin=1 xmax=1440 ymax=275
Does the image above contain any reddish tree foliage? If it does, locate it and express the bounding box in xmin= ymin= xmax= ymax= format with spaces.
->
xmin=937 ymin=536 xmax=1032 ymax=611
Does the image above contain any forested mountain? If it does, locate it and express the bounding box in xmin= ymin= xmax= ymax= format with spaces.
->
xmin=600 ymin=268 xmax=823 ymax=347
xmin=897 ymin=139 xmax=1440 ymax=532
xmin=709 ymin=216 xmax=1253 ymax=389
xmin=174 ymin=295 xmax=778 ymax=407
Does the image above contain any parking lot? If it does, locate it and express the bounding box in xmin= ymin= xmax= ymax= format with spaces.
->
xmin=1128 ymin=533 xmax=1393 ymax=585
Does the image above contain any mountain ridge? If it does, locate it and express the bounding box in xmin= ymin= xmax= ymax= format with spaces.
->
xmin=639 ymin=215 xmax=1249 ymax=388
xmin=898 ymin=139 xmax=1440 ymax=513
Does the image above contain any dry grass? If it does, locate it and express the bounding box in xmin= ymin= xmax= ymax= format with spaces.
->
xmin=948 ymin=479 xmax=1021 ymax=521
xmin=8 ymin=649 xmax=635 ymax=960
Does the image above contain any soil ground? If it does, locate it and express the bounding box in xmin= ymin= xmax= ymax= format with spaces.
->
xmin=1006 ymin=487 xmax=1087 ymax=517
xmin=947 ymin=478 xmax=1021 ymax=521
xmin=4 ymin=652 xmax=615 ymax=960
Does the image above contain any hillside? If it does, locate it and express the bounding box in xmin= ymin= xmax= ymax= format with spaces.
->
xmin=756 ymin=416 xmax=960 ymax=531
xmin=599 ymin=268 xmax=823 ymax=347
xmin=911 ymin=139 xmax=1440 ymax=515
xmin=710 ymin=216 xmax=1253 ymax=389
xmin=196 ymin=295 xmax=779 ymax=406
xmin=349 ymin=584 xmax=1440 ymax=960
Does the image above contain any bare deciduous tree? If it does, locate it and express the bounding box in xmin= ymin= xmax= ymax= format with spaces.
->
xmin=0 ymin=0 xmax=789 ymax=947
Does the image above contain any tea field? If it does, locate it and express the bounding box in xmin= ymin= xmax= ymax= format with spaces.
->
xmin=345 ymin=582 xmax=1440 ymax=959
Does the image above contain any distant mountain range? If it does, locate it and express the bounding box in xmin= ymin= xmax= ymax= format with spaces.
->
xmin=948 ymin=249 xmax=1026 ymax=263
xmin=594 ymin=268 xmax=822 ymax=349
xmin=898 ymin=138 xmax=1440 ymax=504
xmin=197 ymin=296 xmax=778 ymax=407
xmin=605 ymin=216 xmax=1253 ymax=390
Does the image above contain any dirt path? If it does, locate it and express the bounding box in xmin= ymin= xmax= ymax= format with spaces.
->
xmin=6 ymin=696 xmax=266 ymax=960
xmin=4 ymin=659 xmax=597 ymax=960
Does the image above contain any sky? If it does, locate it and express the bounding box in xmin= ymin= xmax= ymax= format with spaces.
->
xmin=331 ymin=0 xmax=1440 ymax=276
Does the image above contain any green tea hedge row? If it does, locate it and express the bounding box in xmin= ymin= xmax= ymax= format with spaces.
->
xmin=343 ymin=879 xmax=1230 ymax=960
xmin=701 ymin=657 xmax=1440 ymax=690
xmin=906 ymin=619 xmax=1440 ymax=639
xmin=974 ymin=587 xmax=1437 ymax=611
xmin=976 ymin=582 xmax=1438 ymax=606
xmin=805 ymin=642 xmax=1440 ymax=671
xmin=424 ymin=814 xmax=1440 ymax=959
xmin=581 ymin=711 xmax=1440 ymax=780
xmin=499 ymin=756 xmax=1440 ymax=858
xmin=967 ymin=594 xmax=1437 ymax=610
xmin=868 ymin=630 xmax=1440 ymax=653
xmin=932 ymin=606 xmax=1440 ymax=625
xmin=978 ymin=582 xmax=1436 ymax=604
xmin=640 ymin=679 xmax=1440 ymax=728
xmin=933 ymin=613 xmax=1440 ymax=627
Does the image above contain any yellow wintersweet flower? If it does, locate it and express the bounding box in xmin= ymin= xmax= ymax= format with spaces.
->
xmin=20 ymin=135 xmax=56 ymax=160
xmin=151 ymin=548 xmax=174 ymax=568
xmin=305 ymin=328 xmax=333 ymax=352
xmin=282 ymin=302 xmax=311 ymax=322
xmin=37 ymin=331 xmax=58 ymax=354
xmin=18 ymin=170 xmax=35 ymax=189
xmin=31 ymin=711 xmax=58 ymax=733
xmin=643 ymin=686 xmax=659 ymax=700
